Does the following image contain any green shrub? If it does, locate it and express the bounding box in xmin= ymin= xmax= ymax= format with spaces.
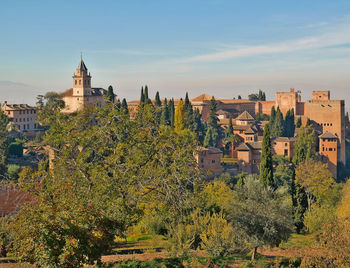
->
xmin=8 ymin=142 xmax=23 ymax=157
xmin=6 ymin=164 xmax=21 ymax=180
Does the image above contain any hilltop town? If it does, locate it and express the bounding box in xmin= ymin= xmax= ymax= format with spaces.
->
xmin=1 ymin=59 xmax=349 ymax=266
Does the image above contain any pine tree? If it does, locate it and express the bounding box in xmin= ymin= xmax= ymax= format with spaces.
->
xmin=121 ymin=98 xmax=129 ymax=115
xmin=175 ymin=99 xmax=185 ymax=131
xmin=296 ymin=117 xmax=302 ymax=128
xmin=204 ymin=127 xmax=214 ymax=148
xmin=260 ymin=123 xmax=274 ymax=187
xmin=306 ymin=118 xmax=311 ymax=126
xmin=155 ymin=91 xmax=161 ymax=107
xmin=238 ymin=95 xmax=242 ymax=99
xmin=169 ymin=99 xmax=175 ymax=128
xmin=107 ymin=85 xmax=115 ymax=102
xmin=160 ymin=98 xmax=169 ymax=126
xmin=140 ymin=87 xmax=145 ymax=104
xmin=114 ymin=99 xmax=121 ymax=111
xmin=271 ymin=106 xmax=284 ymax=137
xmin=0 ymin=109 xmax=9 ymax=176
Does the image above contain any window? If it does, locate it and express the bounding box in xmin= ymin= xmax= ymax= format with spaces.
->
xmin=330 ymin=123 xmax=332 ymax=126
xmin=212 ymin=160 xmax=215 ymax=164
xmin=201 ymin=159 xmax=204 ymax=163
xmin=18 ymin=125 xmax=20 ymax=130
xmin=334 ymin=148 xmax=336 ymax=151
xmin=329 ymin=148 xmax=333 ymax=151
xmin=285 ymin=143 xmax=288 ymax=146
xmin=322 ymin=147 xmax=325 ymax=151
xmin=19 ymin=118 xmax=21 ymax=122
xmin=79 ymin=80 xmax=81 ymax=85
xmin=77 ymin=91 xmax=79 ymax=94
xmin=75 ymin=80 xmax=77 ymax=85
xmin=23 ymin=125 xmax=26 ymax=130
xmin=27 ymin=124 xmax=29 ymax=129
xmin=77 ymin=98 xmax=79 ymax=100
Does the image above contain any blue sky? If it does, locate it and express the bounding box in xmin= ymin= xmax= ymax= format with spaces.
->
xmin=1 ymin=0 xmax=350 ymax=110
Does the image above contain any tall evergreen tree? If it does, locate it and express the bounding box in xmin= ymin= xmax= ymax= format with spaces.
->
xmin=296 ymin=117 xmax=302 ymax=128
xmin=144 ymin=85 xmax=149 ymax=101
xmin=192 ymin=108 xmax=205 ymax=144
xmin=140 ymin=87 xmax=145 ymax=104
xmin=270 ymin=106 xmax=276 ymax=126
xmin=169 ymin=99 xmax=175 ymax=128
xmin=0 ymin=109 xmax=9 ymax=177
xmin=121 ymin=98 xmax=129 ymax=115
xmin=203 ymin=127 xmax=214 ymax=148
xmin=238 ymin=95 xmax=242 ymax=99
xmin=107 ymin=85 xmax=115 ymax=102
xmin=225 ymin=117 xmax=233 ymax=138
xmin=207 ymin=97 xmax=220 ymax=147
xmin=283 ymin=109 xmax=295 ymax=137
xmin=260 ymin=124 xmax=274 ymax=187
xmin=175 ymin=99 xmax=185 ymax=131
xmin=271 ymin=106 xmax=284 ymax=137
xmin=183 ymin=92 xmax=193 ymax=129
xmin=160 ymin=98 xmax=169 ymax=126
xmin=293 ymin=125 xmax=316 ymax=166
xmin=155 ymin=91 xmax=161 ymax=107
xmin=291 ymin=170 xmax=308 ymax=233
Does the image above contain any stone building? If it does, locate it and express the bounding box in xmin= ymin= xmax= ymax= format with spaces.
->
xmin=1 ymin=102 xmax=38 ymax=132
xmin=272 ymin=137 xmax=297 ymax=159
xmin=62 ymin=59 xmax=108 ymax=113
xmin=255 ymin=89 xmax=346 ymax=166
xmin=319 ymin=132 xmax=338 ymax=177
xmin=127 ymin=93 xmax=256 ymax=122
xmin=195 ymin=147 xmax=223 ymax=175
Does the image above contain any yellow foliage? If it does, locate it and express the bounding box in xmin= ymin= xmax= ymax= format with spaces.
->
xmin=337 ymin=179 xmax=350 ymax=220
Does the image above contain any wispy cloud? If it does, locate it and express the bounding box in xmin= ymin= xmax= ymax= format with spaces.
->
xmin=180 ymin=21 xmax=350 ymax=63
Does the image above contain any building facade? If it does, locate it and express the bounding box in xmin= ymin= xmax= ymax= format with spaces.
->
xmin=1 ymin=102 xmax=38 ymax=132
xmin=62 ymin=59 xmax=108 ymax=113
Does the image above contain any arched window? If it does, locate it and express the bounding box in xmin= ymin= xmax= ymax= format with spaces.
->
xmin=79 ymin=80 xmax=81 ymax=85
xmin=75 ymin=80 xmax=77 ymax=85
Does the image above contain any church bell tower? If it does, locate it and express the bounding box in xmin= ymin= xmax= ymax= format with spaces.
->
xmin=72 ymin=57 xmax=92 ymax=96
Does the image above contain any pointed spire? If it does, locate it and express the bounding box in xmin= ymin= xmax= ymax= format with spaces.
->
xmin=77 ymin=53 xmax=87 ymax=71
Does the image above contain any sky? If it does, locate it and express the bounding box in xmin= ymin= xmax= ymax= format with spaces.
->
xmin=1 ymin=0 xmax=350 ymax=111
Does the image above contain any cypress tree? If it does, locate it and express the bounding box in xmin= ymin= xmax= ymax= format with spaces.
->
xmin=0 ymin=109 xmax=8 ymax=176
xmin=175 ymin=99 xmax=185 ymax=131
xmin=107 ymin=85 xmax=115 ymax=102
xmin=291 ymin=169 xmax=308 ymax=233
xmin=296 ymin=117 xmax=302 ymax=128
xmin=260 ymin=123 xmax=274 ymax=187
xmin=306 ymin=118 xmax=311 ymax=126
xmin=192 ymin=108 xmax=205 ymax=144
xmin=114 ymin=99 xmax=121 ymax=111
xmin=271 ymin=106 xmax=284 ymax=137
xmin=207 ymin=97 xmax=220 ymax=146
xmin=160 ymin=98 xmax=169 ymax=126
xmin=225 ymin=117 xmax=233 ymax=138
xmin=270 ymin=106 xmax=276 ymax=126
xmin=140 ymin=87 xmax=145 ymax=104
xmin=204 ymin=127 xmax=214 ymax=148
xmin=144 ymin=85 xmax=149 ymax=101
xmin=121 ymin=98 xmax=129 ymax=115
xmin=238 ymin=95 xmax=242 ymax=99
xmin=283 ymin=109 xmax=295 ymax=137
xmin=155 ymin=91 xmax=161 ymax=107
xmin=169 ymin=99 xmax=175 ymax=128
xmin=293 ymin=125 xmax=316 ymax=166
xmin=183 ymin=92 xmax=193 ymax=129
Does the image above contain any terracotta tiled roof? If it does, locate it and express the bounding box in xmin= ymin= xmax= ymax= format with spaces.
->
xmin=244 ymin=127 xmax=256 ymax=135
xmin=191 ymin=94 xmax=213 ymax=102
xmin=319 ymin=131 xmax=338 ymax=139
xmin=62 ymin=88 xmax=107 ymax=97
xmin=237 ymin=143 xmax=251 ymax=151
xmin=236 ymin=111 xmax=254 ymax=121
xmin=198 ymin=146 xmax=222 ymax=154
xmin=273 ymin=137 xmax=297 ymax=142
xmin=2 ymin=103 xmax=35 ymax=111
xmin=0 ymin=186 xmax=35 ymax=216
